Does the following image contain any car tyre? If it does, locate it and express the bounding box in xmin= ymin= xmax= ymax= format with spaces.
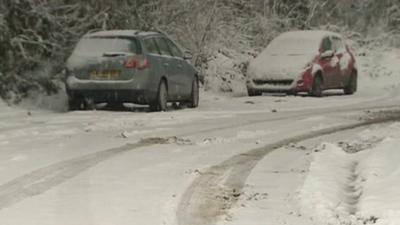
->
xmin=107 ymin=102 xmax=125 ymax=111
xmin=344 ymin=71 xmax=357 ymax=95
xmin=287 ymin=90 xmax=298 ymax=96
xmin=150 ymin=80 xmax=168 ymax=112
xmin=311 ymin=75 xmax=323 ymax=97
xmin=247 ymin=88 xmax=262 ymax=97
xmin=83 ymin=98 xmax=96 ymax=110
xmin=188 ymin=78 xmax=199 ymax=108
xmin=68 ymin=97 xmax=83 ymax=111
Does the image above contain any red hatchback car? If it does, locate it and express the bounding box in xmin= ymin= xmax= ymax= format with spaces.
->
xmin=246 ymin=30 xmax=357 ymax=97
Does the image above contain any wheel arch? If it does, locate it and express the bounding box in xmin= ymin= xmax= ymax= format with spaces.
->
xmin=352 ymin=68 xmax=358 ymax=77
xmin=160 ymin=76 xmax=168 ymax=91
xmin=313 ymin=70 xmax=324 ymax=83
xmin=193 ymin=73 xmax=200 ymax=84
xmin=346 ymin=68 xmax=358 ymax=85
xmin=151 ymin=76 xmax=168 ymax=103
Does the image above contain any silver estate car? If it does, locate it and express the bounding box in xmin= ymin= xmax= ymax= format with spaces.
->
xmin=65 ymin=30 xmax=199 ymax=111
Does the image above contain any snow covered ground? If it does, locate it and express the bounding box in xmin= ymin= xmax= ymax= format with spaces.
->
xmin=0 ymin=47 xmax=399 ymax=225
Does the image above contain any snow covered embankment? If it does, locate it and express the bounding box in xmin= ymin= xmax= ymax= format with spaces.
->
xmin=299 ymin=123 xmax=400 ymax=225
xmin=357 ymin=43 xmax=400 ymax=94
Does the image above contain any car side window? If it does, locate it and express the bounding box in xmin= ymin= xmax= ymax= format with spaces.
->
xmin=321 ymin=37 xmax=332 ymax=52
xmin=154 ymin=37 xmax=173 ymax=56
xmin=166 ymin=39 xmax=183 ymax=58
xmin=143 ymin=38 xmax=160 ymax=55
xmin=332 ymin=36 xmax=346 ymax=53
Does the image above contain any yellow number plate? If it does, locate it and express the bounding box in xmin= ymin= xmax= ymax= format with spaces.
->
xmin=90 ymin=70 xmax=120 ymax=80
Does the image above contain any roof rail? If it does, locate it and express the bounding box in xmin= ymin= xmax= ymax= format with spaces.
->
xmin=87 ymin=28 xmax=104 ymax=34
xmin=132 ymin=29 xmax=163 ymax=36
xmin=151 ymin=28 xmax=163 ymax=34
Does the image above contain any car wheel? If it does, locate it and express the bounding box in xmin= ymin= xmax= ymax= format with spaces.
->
xmin=68 ymin=97 xmax=83 ymax=111
xmin=344 ymin=71 xmax=357 ymax=95
xmin=287 ymin=90 xmax=298 ymax=96
xmin=107 ymin=102 xmax=125 ymax=110
xmin=188 ymin=78 xmax=199 ymax=108
xmin=311 ymin=75 xmax=323 ymax=97
xmin=247 ymin=88 xmax=262 ymax=97
xmin=150 ymin=80 xmax=168 ymax=112
xmin=81 ymin=98 xmax=96 ymax=110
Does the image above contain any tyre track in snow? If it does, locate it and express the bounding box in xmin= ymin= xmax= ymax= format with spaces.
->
xmin=179 ymin=103 xmax=400 ymax=137
xmin=0 ymin=92 xmax=397 ymax=138
xmin=0 ymin=142 xmax=153 ymax=210
xmin=343 ymin=161 xmax=363 ymax=215
xmin=176 ymin=113 xmax=400 ymax=225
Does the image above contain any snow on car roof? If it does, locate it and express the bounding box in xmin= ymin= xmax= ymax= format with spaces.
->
xmin=84 ymin=30 xmax=161 ymax=38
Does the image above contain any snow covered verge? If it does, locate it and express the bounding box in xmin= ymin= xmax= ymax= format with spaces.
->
xmin=19 ymin=88 xmax=69 ymax=112
xmin=299 ymin=123 xmax=400 ymax=225
xmin=358 ymin=47 xmax=400 ymax=92
xmin=203 ymin=48 xmax=253 ymax=97
xmin=0 ymin=98 xmax=8 ymax=111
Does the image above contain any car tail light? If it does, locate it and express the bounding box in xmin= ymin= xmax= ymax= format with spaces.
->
xmin=124 ymin=58 xmax=137 ymax=69
xmin=137 ymin=58 xmax=150 ymax=70
xmin=124 ymin=57 xmax=150 ymax=70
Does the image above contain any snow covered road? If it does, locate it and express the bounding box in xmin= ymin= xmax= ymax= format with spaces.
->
xmin=0 ymin=88 xmax=398 ymax=225
xmin=0 ymin=50 xmax=400 ymax=225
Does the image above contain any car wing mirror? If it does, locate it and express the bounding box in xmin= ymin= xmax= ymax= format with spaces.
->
xmin=321 ymin=50 xmax=334 ymax=58
xmin=183 ymin=51 xmax=193 ymax=60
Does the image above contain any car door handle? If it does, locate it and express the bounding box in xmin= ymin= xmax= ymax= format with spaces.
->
xmin=177 ymin=64 xmax=183 ymax=68
xmin=163 ymin=63 xmax=170 ymax=67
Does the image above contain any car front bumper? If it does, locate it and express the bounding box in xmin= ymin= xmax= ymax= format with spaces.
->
xmin=246 ymin=78 xmax=311 ymax=93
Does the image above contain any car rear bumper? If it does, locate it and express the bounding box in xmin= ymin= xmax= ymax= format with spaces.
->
xmin=66 ymin=76 xmax=157 ymax=104
xmin=67 ymin=89 xmax=156 ymax=104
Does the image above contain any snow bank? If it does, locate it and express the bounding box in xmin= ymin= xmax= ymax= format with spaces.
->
xmin=0 ymin=98 xmax=11 ymax=117
xmin=204 ymin=48 xmax=250 ymax=96
xmin=0 ymin=98 xmax=7 ymax=108
xmin=298 ymin=143 xmax=358 ymax=225
xmin=353 ymin=31 xmax=400 ymax=93
xmin=19 ymin=88 xmax=69 ymax=112
xmin=358 ymin=48 xmax=400 ymax=91
xmin=358 ymin=137 xmax=400 ymax=225
xmin=299 ymin=123 xmax=400 ymax=225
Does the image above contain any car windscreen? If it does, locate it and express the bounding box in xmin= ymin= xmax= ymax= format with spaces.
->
xmin=72 ymin=36 xmax=140 ymax=57
xmin=263 ymin=37 xmax=320 ymax=55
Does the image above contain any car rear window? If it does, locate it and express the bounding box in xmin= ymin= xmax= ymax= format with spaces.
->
xmin=72 ymin=36 xmax=140 ymax=57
